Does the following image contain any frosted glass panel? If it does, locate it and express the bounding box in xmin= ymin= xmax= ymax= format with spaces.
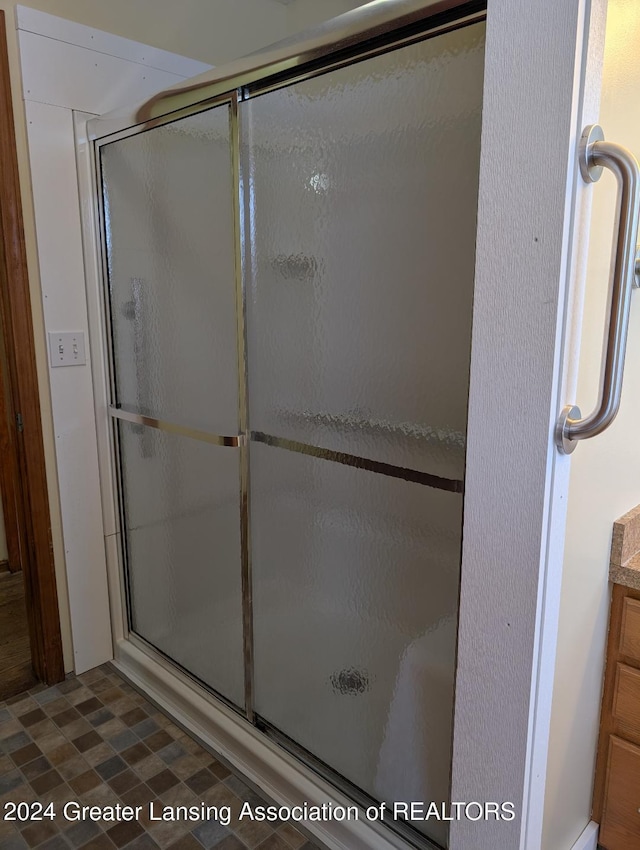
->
xmin=247 ymin=24 xmax=484 ymax=846
xmin=118 ymin=421 xmax=244 ymax=708
xmin=244 ymin=24 xmax=485 ymax=480
xmin=102 ymin=106 xmax=238 ymax=434
xmin=101 ymin=14 xmax=484 ymax=844
xmin=251 ymin=443 xmax=461 ymax=846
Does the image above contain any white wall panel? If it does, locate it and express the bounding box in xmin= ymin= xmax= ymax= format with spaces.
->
xmin=14 ymin=0 xmax=287 ymax=66
xmin=18 ymin=9 xmax=214 ymax=673
xmin=16 ymin=6 xmax=211 ymax=75
xmin=24 ymin=99 xmax=111 ymax=673
xmin=18 ymin=30 xmax=189 ymax=112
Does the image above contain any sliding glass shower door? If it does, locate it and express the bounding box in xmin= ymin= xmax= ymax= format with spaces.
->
xmin=244 ymin=25 xmax=483 ymax=847
xmin=98 ymin=14 xmax=485 ymax=849
xmin=100 ymin=105 xmax=245 ymax=709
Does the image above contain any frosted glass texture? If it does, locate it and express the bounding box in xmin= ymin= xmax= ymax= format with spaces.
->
xmin=102 ymin=106 xmax=238 ymax=434
xmin=247 ymin=23 xmax=485 ymax=846
xmin=244 ymin=24 xmax=485 ymax=481
xmin=251 ymin=444 xmax=461 ymax=847
xmin=118 ymin=421 xmax=244 ymax=708
xmin=100 ymin=15 xmax=484 ymax=845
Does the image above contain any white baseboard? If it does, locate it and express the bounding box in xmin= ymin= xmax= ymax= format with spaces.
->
xmin=570 ymin=821 xmax=599 ymax=850
xmin=113 ymin=637 xmax=415 ymax=850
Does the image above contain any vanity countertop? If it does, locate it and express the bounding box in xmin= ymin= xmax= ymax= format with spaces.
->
xmin=610 ymin=503 xmax=640 ymax=590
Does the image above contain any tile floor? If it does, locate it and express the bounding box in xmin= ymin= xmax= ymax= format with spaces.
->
xmin=0 ymin=665 xmax=321 ymax=850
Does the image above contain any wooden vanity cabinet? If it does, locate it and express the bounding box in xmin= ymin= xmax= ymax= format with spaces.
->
xmin=593 ymin=585 xmax=640 ymax=849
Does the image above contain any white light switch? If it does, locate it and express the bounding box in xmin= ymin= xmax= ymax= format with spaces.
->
xmin=48 ymin=332 xmax=86 ymax=367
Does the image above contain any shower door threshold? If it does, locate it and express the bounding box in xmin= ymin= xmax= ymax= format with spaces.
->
xmin=113 ymin=634 xmax=431 ymax=850
xmin=255 ymin=718 xmax=442 ymax=850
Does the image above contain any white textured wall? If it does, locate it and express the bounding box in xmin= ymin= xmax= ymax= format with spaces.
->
xmin=544 ymin=2 xmax=640 ymax=848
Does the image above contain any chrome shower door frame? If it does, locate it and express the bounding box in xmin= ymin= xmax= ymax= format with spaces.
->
xmin=97 ymin=96 xmax=260 ymax=734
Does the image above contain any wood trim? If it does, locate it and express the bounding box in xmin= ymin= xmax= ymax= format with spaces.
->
xmin=0 ymin=10 xmax=63 ymax=683
xmin=611 ymin=664 xmax=640 ymax=738
xmin=599 ymin=735 xmax=640 ymax=850
xmin=592 ymin=584 xmax=640 ymax=824
xmin=0 ymin=320 xmax=27 ymax=574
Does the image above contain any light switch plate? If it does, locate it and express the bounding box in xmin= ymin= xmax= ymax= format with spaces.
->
xmin=48 ymin=331 xmax=86 ymax=367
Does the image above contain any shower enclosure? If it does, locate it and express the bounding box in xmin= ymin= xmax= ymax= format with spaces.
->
xmin=94 ymin=7 xmax=484 ymax=849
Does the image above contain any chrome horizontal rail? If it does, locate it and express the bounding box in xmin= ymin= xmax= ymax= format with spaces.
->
xmin=251 ymin=431 xmax=463 ymax=493
xmin=556 ymin=125 xmax=640 ymax=454
xmin=108 ymin=406 xmax=244 ymax=447
xmin=108 ymin=407 xmax=461 ymax=488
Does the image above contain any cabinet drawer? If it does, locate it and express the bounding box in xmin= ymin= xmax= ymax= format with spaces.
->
xmin=600 ymin=736 xmax=640 ymax=849
xmin=620 ymin=598 xmax=640 ymax=661
xmin=613 ymin=664 xmax=640 ymax=736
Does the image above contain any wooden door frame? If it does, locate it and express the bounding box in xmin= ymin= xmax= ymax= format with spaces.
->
xmin=0 ymin=10 xmax=63 ymax=685
xmin=0 ymin=329 xmax=28 ymax=575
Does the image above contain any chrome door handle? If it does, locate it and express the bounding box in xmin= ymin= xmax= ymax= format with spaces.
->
xmin=556 ymin=125 xmax=640 ymax=454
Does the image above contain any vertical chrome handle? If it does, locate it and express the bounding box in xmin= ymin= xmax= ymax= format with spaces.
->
xmin=556 ymin=125 xmax=640 ymax=454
